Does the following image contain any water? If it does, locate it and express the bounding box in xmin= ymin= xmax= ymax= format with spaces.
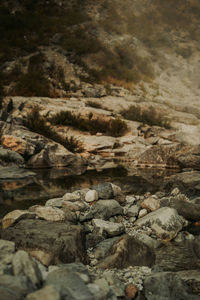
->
xmin=0 ymin=167 xmax=178 ymax=218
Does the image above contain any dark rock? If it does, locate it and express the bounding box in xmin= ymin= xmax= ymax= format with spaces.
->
xmin=0 ymin=147 xmax=24 ymax=165
xmin=45 ymin=267 xmax=93 ymax=300
xmin=92 ymin=182 xmax=114 ymax=199
xmin=97 ymin=235 xmax=155 ymax=269
xmin=0 ymin=166 xmax=35 ymax=180
xmin=91 ymin=199 xmax=123 ymax=220
xmin=94 ymin=237 xmax=118 ymax=260
xmin=0 ymin=275 xmax=35 ymax=299
xmin=143 ymin=272 xmax=199 ymax=300
xmin=177 ymin=147 xmax=200 ymax=171
xmin=1 ymin=219 xmax=87 ymax=266
xmin=177 ymin=270 xmax=200 ymax=296
xmin=170 ymin=196 xmax=200 ymax=220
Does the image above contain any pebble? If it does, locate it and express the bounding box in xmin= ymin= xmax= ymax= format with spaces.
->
xmin=138 ymin=208 xmax=148 ymax=218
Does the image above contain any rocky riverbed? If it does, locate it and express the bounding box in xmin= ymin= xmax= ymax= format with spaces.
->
xmin=1 ymin=181 xmax=200 ymax=299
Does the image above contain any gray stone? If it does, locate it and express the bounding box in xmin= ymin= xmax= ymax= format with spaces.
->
xmin=94 ymin=237 xmax=118 ymax=260
xmin=1 ymin=220 xmax=87 ymax=266
xmin=170 ymin=196 xmax=200 ymax=220
xmin=92 ymin=219 xmax=125 ymax=237
xmin=126 ymin=205 xmax=139 ymax=217
xmin=91 ymin=199 xmax=123 ymax=220
xmin=45 ymin=268 xmax=93 ymax=300
xmin=0 ymin=286 xmax=19 ymax=300
xmin=26 ymin=285 xmax=60 ymax=300
xmin=12 ymin=250 xmax=42 ymax=287
xmin=143 ymin=272 xmax=199 ymax=300
xmin=29 ymin=205 xmax=65 ymax=222
xmin=135 ymin=207 xmax=185 ymax=241
xmin=45 ymin=198 xmax=63 ymax=208
xmin=92 ymin=182 xmax=114 ymax=199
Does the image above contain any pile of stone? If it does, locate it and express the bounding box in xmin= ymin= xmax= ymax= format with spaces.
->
xmin=0 ymin=182 xmax=200 ymax=299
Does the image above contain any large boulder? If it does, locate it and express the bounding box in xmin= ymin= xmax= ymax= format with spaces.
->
xmin=170 ymin=196 xmax=200 ymax=221
xmin=135 ymin=207 xmax=185 ymax=241
xmin=0 ymin=219 xmax=87 ymax=266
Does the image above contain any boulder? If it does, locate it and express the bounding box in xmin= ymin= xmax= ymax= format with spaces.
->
xmin=135 ymin=207 xmax=185 ymax=241
xmin=97 ymin=235 xmax=155 ymax=269
xmin=170 ymin=197 xmax=200 ymax=220
xmin=2 ymin=210 xmax=36 ymax=229
xmin=92 ymin=219 xmax=125 ymax=237
xmin=143 ymin=272 xmax=199 ymax=300
xmin=92 ymin=182 xmax=114 ymax=199
xmin=0 ymin=147 xmax=24 ymax=165
xmin=94 ymin=237 xmax=119 ymax=260
xmin=26 ymin=285 xmax=60 ymax=300
xmin=91 ymin=199 xmax=123 ymax=220
xmin=29 ymin=205 xmax=65 ymax=222
xmin=1 ymin=220 xmax=87 ymax=266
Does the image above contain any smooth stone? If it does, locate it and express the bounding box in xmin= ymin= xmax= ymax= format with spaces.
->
xmin=110 ymin=183 xmax=122 ymax=196
xmin=62 ymin=193 xmax=81 ymax=202
xmin=29 ymin=205 xmax=65 ymax=222
xmin=45 ymin=198 xmax=63 ymax=208
xmin=2 ymin=210 xmax=36 ymax=229
xmin=91 ymin=199 xmax=123 ymax=220
xmin=85 ymin=190 xmax=98 ymax=203
xmin=138 ymin=209 xmax=148 ymax=218
xmin=62 ymin=200 xmax=86 ymax=212
xmin=92 ymin=219 xmax=125 ymax=237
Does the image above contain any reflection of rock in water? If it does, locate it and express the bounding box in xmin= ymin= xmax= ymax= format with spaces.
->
xmin=155 ymin=240 xmax=200 ymax=271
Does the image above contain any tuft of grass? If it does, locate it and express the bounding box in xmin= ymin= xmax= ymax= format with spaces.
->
xmin=24 ymin=106 xmax=84 ymax=153
xmin=49 ymin=110 xmax=128 ymax=137
xmin=121 ymin=105 xmax=171 ymax=129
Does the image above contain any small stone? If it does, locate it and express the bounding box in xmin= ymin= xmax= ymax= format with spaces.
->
xmin=138 ymin=209 xmax=148 ymax=218
xmin=85 ymin=190 xmax=98 ymax=203
xmin=126 ymin=205 xmax=139 ymax=217
xmin=126 ymin=196 xmax=136 ymax=205
xmin=26 ymin=285 xmax=60 ymax=300
xmin=45 ymin=198 xmax=63 ymax=208
xmin=125 ymin=283 xmax=137 ymax=298
xmin=141 ymin=197 xmax=160 ymax=212
xmin=110 ymin=183 xmax=122 ymax=196
xmin=62 ymin=192 xmax=81 ymax=202
xmin=171 ymin=187 xmax=180 ymax=196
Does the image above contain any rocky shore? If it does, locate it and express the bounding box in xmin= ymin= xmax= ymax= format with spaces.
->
xmin=1 ymin=181 xmax=200 ymax=299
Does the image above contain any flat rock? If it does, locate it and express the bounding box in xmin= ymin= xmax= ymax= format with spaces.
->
xmin=92 ymin=219 xmax=125 ymax=237
xmin=0 ymin=167 xmax=35 ymax=180
xmin=1 ymin=219 xmax=87 ymax=266
xmin=2 ymin=210 xmax=36 ymax=229
xmin=135 ymin=207 xmax=185 ymax=241
xmin=29 ymin=205 xmax=65 ymax=222
xmin=63 ymin=192 xmax=81 ymax=202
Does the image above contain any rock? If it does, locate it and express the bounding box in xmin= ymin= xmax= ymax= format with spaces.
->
xmin=29 ymin=205 xmax=65 ymax=222
xmin=138 ymin=209 xmax=148 ymax=218
xmin=193 ymin=236 xmax=200 ymax=258
xmin=63 ymin=192 xmax=81 ymax=202
xmin=97 ymin=235 xmax=155 ymax=269
xmin=1 ymin=220 xmax=87 ymax=266
xmin=0 ymin=286 xmax=19 ymax=300
xmin=177 ymin=270 xmax=200 ymax=296
xmin=73 ymin=188 xmax=90 ymax=201
xmin=0 ymin=146 xmax=24 ymax=165
xmin=126 ymin=195 xmax=136 ymax=205
xmin=0 ymin=275 xmax=35 ymax=299
xmin=143 ymin=272 xmax=199 ymax=300
xmin=87 ymin=283 xmax=109 ymax=300
xmin=126 ymin=205 xmax=139 ymax=217
xmin=2 ymin=210 xmax=36 ymax=229
xmin=94 ymin=237 xmax=119 ymax=260
xmin=92 ymin=182 xmax=114 ymax=199
xmin=103 ymin=272 xmax=125 ymax=297
xmin=45 ymin=198 xmax=63 ymax=208
xmin=91 ymin=199 xmax=123 ymax=220
xmin=135 ymin=207 xmax=185 ymax=241
xmin=1 ymin=135 xmax=28 ymax=155
xmin=170 ymin=196 xmax=200 ymax=221
xmin=141 ymin=197 xmax=160 ymax=212
xmin=92 ymin=219 xmax=125 ymax=237
xmin=26 ymin=285 xmax=60 ymax=300
xmin=177 ymin=147 xmax=200 ymax=170
xmin=12 ymin=250 xmax=42 ymax=287
xmin=45 ymin=267 xmax=93 ymax=300
xmin=85 ymin=190 xmax=98 ymax=202
xmin=125 ymin=284 xmax=138 ymax=299
xmin=134 ymin=233 xmax=162 ymax=249
xmin=0 ymin=239 xmax=15 ymax=257
xmin=62 ymin=200 xmax=86 ymax=212
xmin=110 ymin=183 xmax=122 ymax=197
xmin=0 ymin=240 xmax=15 ymax=275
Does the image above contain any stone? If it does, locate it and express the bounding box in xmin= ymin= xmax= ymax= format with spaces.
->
xmin=97 ymin=235 xmax=155 ymax=269
xmin=110 ymin=183 xmax=122 ymax=196
xmin=92 ymin=182 xmax=114 ymax=199
xmin=177 ymin=270 xmax=200 ymax=296
xmin=87 ymin=283 xmax=109 ymax=300
xmin=12 ymin=250 xmax=42 ymax=287
xmin=138 ymin=209 xmax=148 ymax=218
xmin=0 ymin=240 xmax=15 ymax=275
xmin=143 ymin=272 xmax=199 ymax=300
xmin=141 ymin=197 xmax=160 ymax=212
xmin=45 ymin=268 xmax=93 ymax=300
xmin=126 ymin=196 xmax=136 ymax=205
xmin=126 ymin=205 xmax=139 ymax=217
xmin=135 ymin=207 xmax=185 ymax=241
xmin=62 ymin=200 xmax=86 ymax=212
xmin=125 ymin=284 xmax=137 ymax=299
xmin=85 ymin=190 xmax=98 ymax=202
xmin=103 ymin=272 xmax=125 ymax=297
xmin=91 ymin=199 xmax=123 ymax=220
xmin=1 ymin=220 xmax=87 ymax=266
xmin=1 ymin=135 xmax=27 ymax=155
xmin=92 ymin=219 xmax=125 ymax=237
xmin=0 ymin=239 xmax=15 ymax=257
xmin=2 ymin=210 xmax=36 ymax=229
xmin=94 ymin=237 xmax=119 ymax=260
xmin=0 ymin=286 xmax=18 ymax=300
xmin=0 ymin=146 xmax=24 ymax=165
xmin=26 ymin=285 xmax=60 ymax=300
xmin=63 ymin=192 xmax=81 ymax=202
xmin=0 ymin=167 xmax=35 ymax=180
xmin=45 ymin=198 xmax=63 ymax=208
xmin=170 ymin=197 xmax=200 ymax=221
xmin=134 ymin=233 xmax=162 ymax=249
xmin=0 ymin=275 xmax=35 ymax=299
xmin=73 ymin=188 xmax=90 ymax=201
xmin=29 ymin=205 xmax=65 ymax=222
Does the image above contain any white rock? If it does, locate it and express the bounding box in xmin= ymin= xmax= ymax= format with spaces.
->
xmin=138 ymin=209 xmax=148 ymax=218
xmin=110 ymin=183 xmax=122 ymax=196
xmin=92 ymin=219 xmax=125 ymax=237
xmin=62 ymin=192 xmax=81 ymax=202
xmin=85 ymin=190 xmax=98 ymax=202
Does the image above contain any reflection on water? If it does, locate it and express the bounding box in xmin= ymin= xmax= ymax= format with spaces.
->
xmin=0 ymin=167 xmax=179 ymax=217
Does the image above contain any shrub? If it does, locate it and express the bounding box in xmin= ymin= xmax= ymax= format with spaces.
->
xmin=49 ymin=110 xmax=128 ymax=137
xmin=24 ymin=106 xmax=84 ymax=153
xmin=121 ymin=105 xmax=171 ymax=129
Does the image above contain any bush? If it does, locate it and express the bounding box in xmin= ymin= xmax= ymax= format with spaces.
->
xmin=49 ymin=110 xmax=128 ymax=137
xmin=121 ymin=105 xmax=171 ymax=129
xmin=24 ymin=106 xmax=84 ymax=153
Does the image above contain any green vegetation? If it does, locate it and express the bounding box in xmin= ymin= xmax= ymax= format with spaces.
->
xmin=49 ymin=110 xmax=128 ymax=137
xmin=24 ymin=106 xmax=84 ymax=153
xmin=121 ymin=105 xmax=171 ymax=129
